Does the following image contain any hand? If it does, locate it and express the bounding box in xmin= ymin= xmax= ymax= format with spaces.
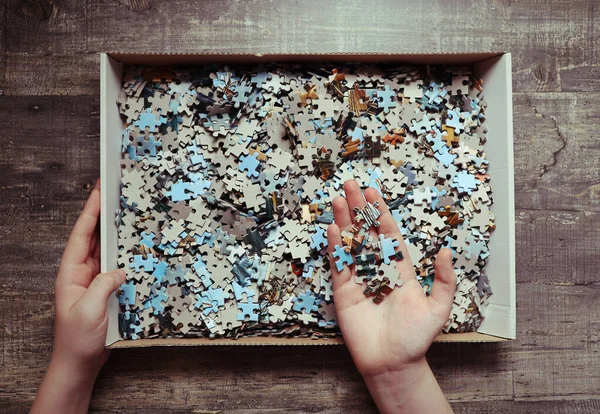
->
xmin=31 ymin=179 xmax=125 ymax=414
xmin=327 ymin=180 xmax=456 ymax=413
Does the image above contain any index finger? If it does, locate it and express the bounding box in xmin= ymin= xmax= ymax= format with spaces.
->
xmin=61 ymin=180 xmax=101 ymax=265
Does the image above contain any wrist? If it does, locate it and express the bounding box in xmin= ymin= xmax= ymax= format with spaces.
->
xmin=31 ymin=353 xmax=98 ymax=414
xmin=362 ymin=356 xmax=430 ymax=394
xmin=363 ymin=358 xmax=452 ymax=414
xmin=48 ymin=350 xmax=101 ymax=389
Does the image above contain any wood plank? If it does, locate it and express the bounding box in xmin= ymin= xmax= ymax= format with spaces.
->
xmin=452 ymin=400 xmax=600 ymax=414
xmin=2 ymin=282 xmax=599 ymax=412
xmin=0 ymin=95 xmax=100 ymax=228
xmin=513 ymin=93 xmax=600 ymax=212
xmin=1 ymin=0 xmax=599 ymax=95
xmin=516 ymin=209 xmax=600 ymax=284
xmin=85 ymin=401 xmax=600 ymax=414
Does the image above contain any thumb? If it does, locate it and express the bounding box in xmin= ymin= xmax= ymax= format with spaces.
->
xmin=429 ymin=248 xmax=457 ymax=318
xmin=82 ymin=269 xmax=127 ymax=313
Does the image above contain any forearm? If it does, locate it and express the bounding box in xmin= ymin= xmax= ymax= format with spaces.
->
xmin=31 ymin=354 xmax=98 ymax=414
xmin=363 ymin=359 xmax=453 ymax=414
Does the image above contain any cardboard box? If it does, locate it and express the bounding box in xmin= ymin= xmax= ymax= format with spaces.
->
xmin=101 ymin=53 xmax=515 ymax=348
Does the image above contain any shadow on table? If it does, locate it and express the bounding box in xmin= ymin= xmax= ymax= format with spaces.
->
xmin=102 ymin=337 xmax=505 ymax=376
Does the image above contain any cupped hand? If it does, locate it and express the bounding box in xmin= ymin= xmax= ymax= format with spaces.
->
xmin=327 ymin=180 xmax=457 ymax=378
xmin=53 ymin=179 xmax=125 ymax=373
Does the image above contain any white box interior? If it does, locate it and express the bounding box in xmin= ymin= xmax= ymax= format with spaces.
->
xmin=101 ymin=53 xmax=515 ymax=346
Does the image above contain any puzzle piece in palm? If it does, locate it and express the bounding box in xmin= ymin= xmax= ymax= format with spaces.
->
xmin=378 ymin=235 xmax=400 ymax=264
xmin=333 ymin=245 xmax=354 ymax=271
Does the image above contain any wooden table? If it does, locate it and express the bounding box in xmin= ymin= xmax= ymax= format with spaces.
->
xmin=1 ymin=0 xmax=599 ymax=412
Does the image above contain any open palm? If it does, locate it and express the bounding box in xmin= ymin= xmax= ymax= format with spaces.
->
xmin=327 ymin=180 xmax=456 ymax=377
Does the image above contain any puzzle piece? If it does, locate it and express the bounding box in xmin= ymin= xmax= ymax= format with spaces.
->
xmin=332 ymin=245 xmax=354 ymax=271
xmin=130 ymin=254 xmax=158 ymax=272
xmin=376 ymin=85 xmax=397 ymax=113
xmin=377 ymin=235 xmax=400 ymax=265
xmin=134 ymin=108 xmax=167 ymax=131
xmin=293 ymin=290 xmax=319 ymax=314
xmin=238 ymin=153 xmax=261 ymax=178
xmin=237 ymin=301 xmax=260 ymax=322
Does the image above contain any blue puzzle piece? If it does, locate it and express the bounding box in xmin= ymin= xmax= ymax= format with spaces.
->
xmin=435 ymin=146 xmax=456 ymax=168
xmin=310 ymin=225 xmax=328 ymax=250
xmin=232 ymin=282 xmax=256 ymax=302
xmin=238 ymin=153 xmax=261 ymax=178
xmin=196 ymin=267 xmax=213 ymax=288
xmin=378 ymin=234 xmax=400 ymax=264
xmin=365 ymin=89 xmax=377 ymax=100
xmin=126 ymin=144 xmax=140 ymax=161
xmin=135 ymin=134 xmax=162 ymax=157
xmin=120 ymin=310 xmax=143 ymax=340
xmin=166 ymin=180 xmax=192 ymax=202
xmin=333 ymin=245 xmax=354 ymax=271
xmin=293 ymin=290 xmax=318 ymax=314
xmin=318 ymin=320 xmax=338 ymax=328
xmin=376 ymin=85 xmax=397 ymax=112
xmin=192 ymin=254 xmax=206 ymax=272
xmin=148 ymin=286 xmax=169 ymax=315
xmin=446 ymin=109 xmax=464 ymax=134
xmin=196 ymin=287 xmax=225 ymax=316
xmin=130 ymin=254 xmax=158 ymax=272
xmin=187 ymin=141 xmax=207 ymax=166
xmin=452 ymin=171 xmax=479 ymax=194
xmin=427 ymin=129 xmax=446 ymax=153
xmin=471 ymin=155 xmax=489 ymax=168
xmin=237 ymin=301 xmax=260 ymax=321
xmin=121 ymin=127 xmax=130 ymax=152
xmin=140 ymin=231 xmax=155 ymax=248
xmin=301 ymin=263 xmax=315 ymax=279
xmin=248 ymin=89 xmax=264 ymax=107
xmin=349 ymin=127 xmax=365 ymax=142
xmin=119 ymin=280 xmax=136 ymax=306
xmin=187 ymin=178 xmax=212 ymax=198
xmin=368 ymin=180 xmax=383 ymax=196
xmin=152 ymin=261 xmax=168 ymax=283
xmin=368 ymin=167 xmax=382 ymax=181
xmin=134 ymin=108 xmax=166 ymax=131
xmin=424 ymin=81 xmax=448 ymax=106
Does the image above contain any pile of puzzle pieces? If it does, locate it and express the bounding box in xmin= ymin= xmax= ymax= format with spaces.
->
xmin=333 ymin=200 xmax=406 ymax=304
xmin=116 ymin=62 xmax=495 ymax=340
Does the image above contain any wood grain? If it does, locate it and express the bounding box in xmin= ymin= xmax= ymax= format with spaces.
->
xmin=1 ymin=0 xmax=599 ymax=412
xmin=2 ymin=282 xmax=599 ymax=412
xmin=1 ymin=0 xmax=599 ymax=95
